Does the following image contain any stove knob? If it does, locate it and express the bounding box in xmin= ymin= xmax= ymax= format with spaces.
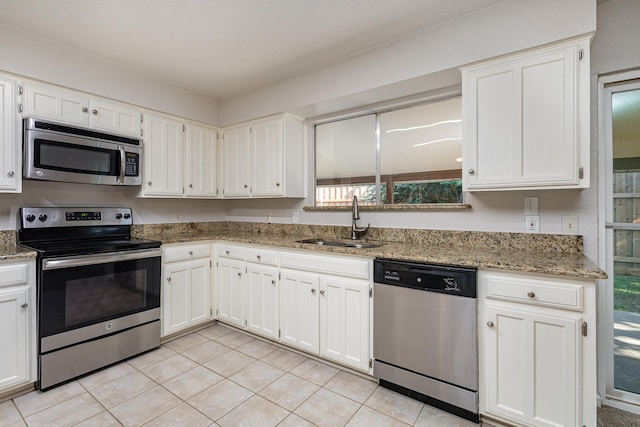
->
xmin=115 ymin=213 xmax=123 ymax=220
xmin=25 ymin=214 xmax=36 ymax=222
xmin=123 ymin=213 xmax=131 ymax=219
xmin=38 ymin=214 xmax=48 ymax=222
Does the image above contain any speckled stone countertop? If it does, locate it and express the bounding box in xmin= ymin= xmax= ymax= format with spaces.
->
xmin=133 ymin=222 xmax=606 ymax=279
xmin=0 ymin=230 xmax=36 ymax=261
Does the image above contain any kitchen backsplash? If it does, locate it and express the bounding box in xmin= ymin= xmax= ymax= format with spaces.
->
xmin=132 ymin=221 xmax=584 ymax=254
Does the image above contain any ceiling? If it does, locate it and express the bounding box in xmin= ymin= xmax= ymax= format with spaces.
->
xmin=0 ymin=0 xmax=503 ymax=100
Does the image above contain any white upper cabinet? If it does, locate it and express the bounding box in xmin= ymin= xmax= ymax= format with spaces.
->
xmin=185 ymin=123 xmax=219 ymax=198
xmin=222 ymin=113 xmax=305 ymax=199
xmin=23 ymin=82 xmax=142 ymax=137
xmin=88 ymin=98 xmax=141 ymax=137
xmin=142 ymin=113 xmax=184 ymax=197
xmin=222 ymin=124 xmax=251 ymax=197
xmin=462 ymin=36 xmax=590 ymax=191
xmin=0 ymin=76 xmax=20 ymax=193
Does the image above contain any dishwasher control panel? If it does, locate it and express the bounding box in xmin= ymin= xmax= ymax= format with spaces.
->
xmin=374 ymin=259 xmax=476 ymax=298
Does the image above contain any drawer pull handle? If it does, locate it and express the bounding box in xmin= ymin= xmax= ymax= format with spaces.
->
xmin=527 ymin=291 xmax=536 ymax=298
xmin=167 ymin=277 xmax=171 ymax=282
xmin=226 ymin=250 xmax=230 ymax=255
xmin=21 ymin=303 xmax=28 ymax=309
xmin=311 ymin=288 xmax=316 ymax=294
xmin=189 ymin=251 xmax=193 ymax=255
xmin=257 ymin=255 xmax=261 ymax=260
xmin=237 ymin=272 xmax=242 ymax=277
xmin=320 ymin=290 xmax=325 ymax=295
xmin=271 ymin=280 xmax=276 ymax=285
xmin=487 ymin=321 xmax=494 ymax=327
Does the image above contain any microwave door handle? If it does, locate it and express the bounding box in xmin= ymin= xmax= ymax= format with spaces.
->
xmin=118 ymin=145 xmax=126 ymax=184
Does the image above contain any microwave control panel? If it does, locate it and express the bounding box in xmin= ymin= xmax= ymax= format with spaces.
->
xmin=125 ymin=152 xmax=139 ymax=177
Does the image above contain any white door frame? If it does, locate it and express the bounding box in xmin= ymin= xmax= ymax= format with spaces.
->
xmin=597 ymin=70 xmax=640 ymax=414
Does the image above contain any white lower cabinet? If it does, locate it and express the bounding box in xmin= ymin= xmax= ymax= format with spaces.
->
xmin=478 ymin=270 xmax=596 ymax=427
xmin=245 ymin=263 xmax=279 ymax=340
xmin=319 ymin=276 xmax=370 ymax=371
xmin=216 ymin=256 xmax=245 ymax=328
xmin=279 ymin=269 xmax=320 ymax=354
xmin=0 ymin=259 xmax=36 ymax=393
xmin=162 ymin=243 xmax=212 ymax=337
xmin=212 ymin=243 xmax=373 ymax=373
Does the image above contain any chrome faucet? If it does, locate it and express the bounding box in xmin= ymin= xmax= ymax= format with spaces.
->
xmin=351 ymin=196 xmax=370 ymax=240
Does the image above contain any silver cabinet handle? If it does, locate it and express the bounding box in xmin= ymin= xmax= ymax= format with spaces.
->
xmin=311 ymin=288 xmax=316 ymax=294
xmin=21 ymin=303 xmax=28 ymax=309
xmin=82 ymin=107 xmax=88 ymax=113
xmin=167 ymin=277 xmax=171 ymax=282
xmin=271 ymin=280 xmax=276 ymax=285
xmin=320 ymin=290 xmax=325 ymax=295
xmin=7 ymin=171 xmax=14 ymax=177
xmin=147 ymin=181 xmax=152 ymax=186
xmin=468 ymin=169 xmax=475 ymax=175
xmin=527 ymin=292 xmax=536 ymax=298
xmin=487 ymin=321 xmax=494 ymax=327
xmin=92 ymin=109 xmax=98 ymax=115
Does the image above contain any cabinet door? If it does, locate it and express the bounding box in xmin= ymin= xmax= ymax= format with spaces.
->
xmin=245 ymin=263 xmax=279 ymax=340
xmin=463 ymin=38 xmax=588 ymax=190
xmin=319 ymin=277 xmax=370 ymax=371
xmin=163 ymin=258 xmax=211 ymax=336
xmin=24 ymin=83 xmax=89 ymax=126
xmin=484 ymin=302 xmax=581 ymax=427
xmin=142 ymin=113 xmax=184 ymax=196
xmin=185 ymin=123 xmax=218 ymax=198
xmin=222 ymin=125 xmax=251 ymax=197
xmin=251 ymin=117 xmax=283 ymax=196
xmin=0 ymin=77 xmax=20 ymax=192
xmin=0 ymin=287 xmax=29 ymax=390
xmin=89 ymin=98 xmax=141 ymax=137
xmin=216 ymin=258 xmax=245 ymax=327
xmin=279 ymin=269 xmax=319 ymax=353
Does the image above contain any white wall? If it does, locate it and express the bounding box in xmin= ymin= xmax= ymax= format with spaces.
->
xmin=0 ymin=180 xmax=227 ymax=230
xmin=224 ymin=0 xmax=601 ymax=261
xmin=0 ymin=24 xmax=220 ymax=124
xmin=221 ymin=0 xmax=596 ymax=125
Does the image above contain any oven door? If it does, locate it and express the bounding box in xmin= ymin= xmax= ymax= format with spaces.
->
xmin=39 ymin=248 xmax=161 ymax=352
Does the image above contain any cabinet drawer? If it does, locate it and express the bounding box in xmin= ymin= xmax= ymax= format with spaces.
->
xmin=216 ymin=244 xmax=246 ymax=260
xmin=280 ymin=251 xmax=371 ymax=280
xmin=485 ymin=273 xmax=584 ymax=311
xmin=245 ymin=247 xmax=278 ymax=266
xmin=0 ymin=262 xmax=29 ymax=288
xmin=163 ymin=243 xmax=211 ymax=262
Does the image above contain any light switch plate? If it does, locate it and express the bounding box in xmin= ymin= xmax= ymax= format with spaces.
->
xmin=562 ymin=215 xmax=579 ymax=235
xmin=525 ymin=215 xmax=540 ymax=233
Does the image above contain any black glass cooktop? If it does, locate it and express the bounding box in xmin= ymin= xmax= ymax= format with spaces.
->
xmin=21 ymin=237 xmax=161 ymax=257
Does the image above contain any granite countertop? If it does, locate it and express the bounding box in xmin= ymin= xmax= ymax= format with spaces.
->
xmin=147 ymin=230 xmax=606 ymax=280
xmin=0 ymin=244 xmax=37 ymax=261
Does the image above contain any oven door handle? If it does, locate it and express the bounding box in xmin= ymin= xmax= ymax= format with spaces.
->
xmin=43 ymin=248 xmax=162 ymax=270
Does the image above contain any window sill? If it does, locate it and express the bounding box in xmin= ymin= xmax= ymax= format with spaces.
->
xmin=303 ymin=203 xmax=472 ymax=212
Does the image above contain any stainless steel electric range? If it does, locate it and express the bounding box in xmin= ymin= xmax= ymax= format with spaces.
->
xmin=18 ymin=207 xmax=162 ymax=390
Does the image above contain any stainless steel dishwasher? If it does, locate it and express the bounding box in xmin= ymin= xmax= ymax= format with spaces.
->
xmin=373 ymin=259 xmax=478 ymax=423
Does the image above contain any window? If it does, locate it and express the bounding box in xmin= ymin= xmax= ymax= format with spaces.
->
xmin=315 ymin=96 xmax=462 ymax=206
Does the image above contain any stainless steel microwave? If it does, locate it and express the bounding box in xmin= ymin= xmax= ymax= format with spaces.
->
xmin=23 ymin=118 xmax=142 ymax=186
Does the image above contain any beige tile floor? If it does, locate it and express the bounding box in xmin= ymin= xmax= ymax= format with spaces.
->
xmin=1 ymin=324 xmax=478 ymax=427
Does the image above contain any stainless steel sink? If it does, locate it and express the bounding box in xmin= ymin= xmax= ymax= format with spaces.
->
xmin=296 ymin=238 xmax=381 ymax=249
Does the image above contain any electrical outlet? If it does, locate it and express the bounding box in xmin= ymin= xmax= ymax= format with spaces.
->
xmin=562 ymin=215 xmax=579 ymax=235
xmin=525 ymin=215 xmax=540 ymax=233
